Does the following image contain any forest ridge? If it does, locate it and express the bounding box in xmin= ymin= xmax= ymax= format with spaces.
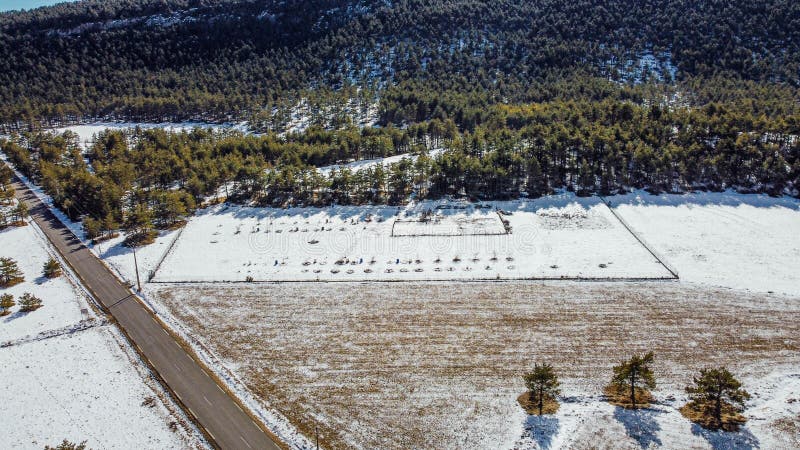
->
xmin=1 ymin=0 xmax=799 ymax=240
xmin=0 ymin=0 xmax=799 ymax=125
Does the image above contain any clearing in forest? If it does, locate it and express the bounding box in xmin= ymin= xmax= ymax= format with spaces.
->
xmin=152 ymin=195 xmax=673 ymax=282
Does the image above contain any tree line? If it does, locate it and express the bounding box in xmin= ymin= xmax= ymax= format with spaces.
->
xmin=523 ymin=354 xmax=752 ymax=432
xmin=1 ymin=96 xmax=798 ymax=243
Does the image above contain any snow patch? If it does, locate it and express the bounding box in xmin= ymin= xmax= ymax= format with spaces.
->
xmin=151 ymin=194 xmax=672 ymax=282
xmin=610 ymin=190 xmax=800 ymax=295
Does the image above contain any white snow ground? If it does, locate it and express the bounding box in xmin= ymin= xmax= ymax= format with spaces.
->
xmin=316 ymin=147 xmax=445 ymax=175
xmin=53 ymin=121 xmax=248 ymax=149
xmin=152 ymin=194 xmax=673 ymax=282
xmin=513 ymin=370 xmax=800 ymax=450
xmin=1 ymin=327 xmax=201 ymax=449
xmin=0 ymin=220 xmax=205 ymax=449
xmin=610 ymin=190 xmax=800 ymax=296
xmin=0 ymin=223 xmax=86 ymax=341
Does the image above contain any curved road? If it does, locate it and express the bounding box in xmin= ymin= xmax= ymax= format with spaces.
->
xmin=11 ymin=174 xmax=283 ymax=450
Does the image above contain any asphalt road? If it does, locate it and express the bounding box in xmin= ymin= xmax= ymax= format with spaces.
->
xmin=11 ymin=175 xmax=283 ymax=450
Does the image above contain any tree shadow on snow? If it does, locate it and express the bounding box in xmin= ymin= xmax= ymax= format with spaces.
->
xmin=93 ymin=228 xmax=172 ymax=260
xmin=606 ymin=189 xmax=800 ymax=211
xmin=613 ymin=406 xmax=663 ymax=449
xmin=691 ymin=423 xmax=760 ymax=450
xmin=204 ymin=192 xmax=609 ymax=222
xmin=523 ymin=414 xmax=559 ymax=450
xmin=95 ymin=238 xmax=134 ymax=260
xmin=218 ymin=202 xmax=400 ymax=223
xmin=2 ymin=308 xmax=32 ymax=323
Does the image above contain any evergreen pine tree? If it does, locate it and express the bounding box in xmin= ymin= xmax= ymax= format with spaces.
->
xmin=0 ymin=166 xmax=14 ymax=204
xmin=0 ymin=293 xmax=14 ymax=316
xmin=102 ymin=214 xmax=120 ymax=237
xmin=12 ymin=201 xmax=28 ymax=223
xmin=124 ymin=204 xmax=155 ymax=246
xmin=0 ymin=256 xmax=24 ymax=287
xmin=18 ymin=292 xmax=42 ymax=312
xmin=44 ymin=440 xmax=88 ymax=450
xmin=684 ymin=367 xmax=751 ymax=430
xmin=83 ymin=217 xmax=102 ymax=240
xmin=523 ymin=363 xmax=561 ymax=415
xmin=578 ymin=159 xmax=594 ymax=193
xmin=526 ymin=156 xmax=545 ymax=198
xmin=609 ymin=352 xmax=656 ymax=409
xmin=43 ymin=257 xmax=62 ymax=279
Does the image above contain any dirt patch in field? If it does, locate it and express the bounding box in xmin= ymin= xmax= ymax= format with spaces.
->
xmin=151 ymin=282 xmax=800 ymax=449
xmin=517 ymin=391 xmax=559 ymax=415
xmin=603 ymin=384 xmax=655 ymax=409
xmin=680 ymin=400 xmax=747 ymax=431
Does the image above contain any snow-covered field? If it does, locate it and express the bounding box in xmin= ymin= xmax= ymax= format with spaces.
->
xmin=0 ymin=220 xmax=205 ymax=449
xmin=83 ymin=186 xmax=799 ymax=293
xmin=1 ymin=327 xmax=202 ymax=449
xmin=611 ymin=190 xmax=800 ymax=296
xmin=150 ymin=282 xmax=800 ymax=450
xmin=391 ymin=206 xmax=506 ymax=236
xmin=152 ymin=195 xmax=673 ymax=282
xmin=0 ymin=224 xmax=87 ymax=341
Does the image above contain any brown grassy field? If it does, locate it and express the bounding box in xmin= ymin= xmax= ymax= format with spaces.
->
xmin=150 ymin=281 xmax=800 ymax=449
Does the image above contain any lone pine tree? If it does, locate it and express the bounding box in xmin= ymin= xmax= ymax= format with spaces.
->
xmin=18 ymin=292 xmax=42 ymax=312
xmin=0 ymin=257 xmax=24 ymax=287
xmin=683 ymin=367 xmax=751 ymax=430
xmin=0 ymin=293 xmax=14 ymax=316
xmin=609 ymin=352 xmax=656 ymax=409
xmin=523 ymin=363 xmax=561 ymax=415
xmin=11 ymin=201 xmax=28 ymax=223
xmin=42 ymin=257 xmax=62 ymax=279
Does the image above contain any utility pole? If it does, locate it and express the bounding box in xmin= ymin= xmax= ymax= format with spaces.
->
xmin=132 ymin=244 xmax=142 ymax=291
xmin=315 ymin=425 xmax=319 ymax=450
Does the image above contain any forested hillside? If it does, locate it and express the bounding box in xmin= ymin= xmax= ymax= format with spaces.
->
xmin=1 ymin=0 xmax=799 ymax=241
xmin=1 ymin=0 xmax=799 ymax=127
